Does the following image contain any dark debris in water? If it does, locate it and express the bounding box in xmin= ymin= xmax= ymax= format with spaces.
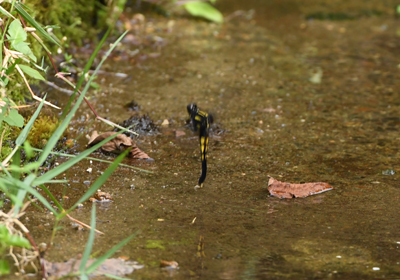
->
xmin=124 ymin=100 xmax=141 ymax=111
xmin=115 ymin=114 xmax=159 ymax=137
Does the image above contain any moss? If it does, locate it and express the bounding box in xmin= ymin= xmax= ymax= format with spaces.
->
xmin=24 ymin=0 xmax=108 ymax=46
xmin=25 ymin=115 xmax=65 ymax=148
xmin=11 ymin=114 xmax=67 ymax=149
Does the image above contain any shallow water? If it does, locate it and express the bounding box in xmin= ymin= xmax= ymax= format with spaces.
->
xmin=15 ymin=0 xmax=400 ymax=279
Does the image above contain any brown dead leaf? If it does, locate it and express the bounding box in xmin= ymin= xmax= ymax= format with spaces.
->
xmin=87 ymin=131 xmax=151 ymax=159
xmin=160 ymin=260 xmax=179 ymax=269
xmin=268 ymin=177 xmax=333 ymax=199
xmin=175 ymin=130 xmax=186 ymax=137
xmin=94 ymin=191 xmax=113 ymax=202
xmin=43 ymin=258 xmax=143 ymax=278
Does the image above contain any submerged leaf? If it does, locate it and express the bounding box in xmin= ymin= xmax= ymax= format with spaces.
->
xmin=184 ymin=2 xmax=223 ymax=23
xmin=268 ymin=177 xmax=333 ymax=199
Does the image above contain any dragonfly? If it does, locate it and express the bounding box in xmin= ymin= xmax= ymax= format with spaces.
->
xmin=187 ymin=103 xmax=213 ymax=188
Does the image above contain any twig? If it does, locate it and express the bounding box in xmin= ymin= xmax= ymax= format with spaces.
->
xmin=66 ymin=214 xmax=104 ymax=235
xmin=55 ymin=73 xmax=139 ymax=135
xmin=14 ymin=64 xmax=60 ymax=109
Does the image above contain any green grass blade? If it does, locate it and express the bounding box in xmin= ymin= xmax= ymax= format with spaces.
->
xmin=60 ymin=27 xmax=111 ymax=122
xmin=86 ymin=231 xmax=139 ymax=274
xmin=79 ymin=204 xmax=97 ymax=273
xmin=33 ymin=130 xmax=125 ymax=186
xmin=16 ymin=97 xmax=45 ymax=146
xmin=69 ymin=149 xmax=130 ymax=212
xmin=11 ymin=165 xmax=31 ymax=215
xmin=38 ymin=184 xmax=65 ymax=212
xmin=30 ymin=148 xmax=152 ymax=173
xmin=0 ymin=176 xmax=57 ymax=215
xmin=37 ymin=30 xmax=128 ymax=168
xmin=14 ymin=3 xmax=61 ymax=47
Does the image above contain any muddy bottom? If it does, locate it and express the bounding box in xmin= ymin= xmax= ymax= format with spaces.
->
xmin=9 ymin=0 xmax=400 ymax=279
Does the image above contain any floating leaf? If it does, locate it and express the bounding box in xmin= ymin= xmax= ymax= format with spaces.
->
xmin=93 ymin=191 xmax=113 ymax=202
xmin=4 ymin=109 xmax=24 ymax=127
xmin=268 ymin=177 xmax=333 ymax=199
xmin=18 ymin=64 xmax=44 ymax=80
xmin=184 ymin=2 xmax=223 ymax=23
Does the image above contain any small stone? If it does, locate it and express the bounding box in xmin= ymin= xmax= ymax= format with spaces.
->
xmin=161 ymin=119 xmax=169 ymax=126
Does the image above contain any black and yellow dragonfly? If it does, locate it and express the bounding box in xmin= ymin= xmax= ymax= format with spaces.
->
xmin=187 ymin=103 xmax=213 ymax=188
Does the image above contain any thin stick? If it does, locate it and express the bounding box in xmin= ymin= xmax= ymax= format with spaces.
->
xmin=66 ymin=213 xmax=104 ymax=235
xmin=15 ymin=64 xmax=60 ymax=109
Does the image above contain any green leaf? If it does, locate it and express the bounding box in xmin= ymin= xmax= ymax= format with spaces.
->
xmin=184 ymin=2 xmax=223 ymax=23
xmin=18 ymin=64 xmax=44 ymax=80
xmin=23 ymin=141 xmax=33 ymax=160
xmin=13 ymin=42 xmax=37 ymax=62
xmin=0 ymin=225 xmax=9 ymax=239
xmin=7 ymin=235 xmax=31 ymax=248
xmin=7 ymin=19 xmax=27 ymax=46
xmin=79 ymin=204 xmax=97 ymax=273
xmin=14 ymin=3 xmax=61 ymax=47
xmin=4 ymin=109 xmax=24 ymax=128
xmin=0 ymin=260 xmax=10 ymax=276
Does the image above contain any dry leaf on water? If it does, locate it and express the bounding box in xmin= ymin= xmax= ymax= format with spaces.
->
xmin=268 ymin=177 xmax=333 ymax=199
xmin=92 ymin=191 xmax=113 ymax=202
xmin=160 ymin=260 xmax=179 ymax=269
xmin=87 ymin=131 xmax=151 ymax=159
